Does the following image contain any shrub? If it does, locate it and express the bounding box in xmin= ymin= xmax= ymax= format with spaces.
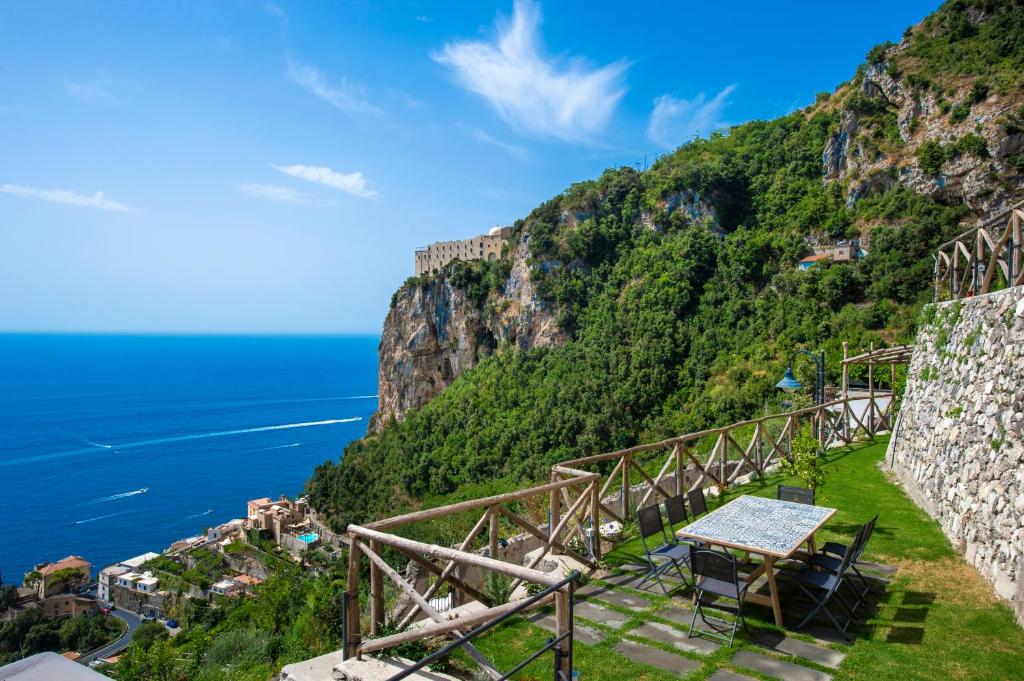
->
xmin=781 ymin=426 xmax=826 ymax=490
xmin=916 ymin=140 xmax=948 ymax=175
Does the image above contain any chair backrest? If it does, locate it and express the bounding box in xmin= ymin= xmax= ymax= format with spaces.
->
xmin=637 ymin=505 xmax=668 ymax=549
xmin=664 ymin=495 xmax=688 ymax=528
xmin=777 ymin=484 xmax=815 ymax=505
xmin=687 ymin=488 xmax=708 ymax=517
xmin=689 ymin=546 xmax=739 ymax=586
xmin=853 ymin=514 xmax=878 ymax=561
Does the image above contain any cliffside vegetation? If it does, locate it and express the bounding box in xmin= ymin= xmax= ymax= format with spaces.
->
xmin=308 ymin=0 xmax=1023 ymax=532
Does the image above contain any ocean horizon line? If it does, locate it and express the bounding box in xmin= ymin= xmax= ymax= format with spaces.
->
xmin=0 ymin=330 xmax=383 ymax=338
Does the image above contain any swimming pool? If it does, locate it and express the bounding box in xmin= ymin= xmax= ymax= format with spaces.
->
xmin=296 ymin=532 xmax=319 ymax=543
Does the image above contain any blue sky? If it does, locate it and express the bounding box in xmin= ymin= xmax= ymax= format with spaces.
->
xmin=0 ymin=0 xmax=940 ymax=334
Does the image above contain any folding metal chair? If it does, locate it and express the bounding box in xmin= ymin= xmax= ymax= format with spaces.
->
xmin=688 ymin=547 xmax=748 ymax=646
xmin=793 ymin=540 xmax=858 ymax=640
xmin=636 ymin=504 xmax=690 ymax=594
xmin=817 ymin=514 xmax=880 ymax=600
xmin=664 ymin=495 xmax=702 ymax=549
xmin=687 ymin=487 xmax=708 ymax=518
xmin=777 ymin=484 xmax=815 ymax=505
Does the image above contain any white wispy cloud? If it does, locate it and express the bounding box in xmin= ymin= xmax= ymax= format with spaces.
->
xmin=286 ymin=58 xmax=381 ymax=114
xmin=0 ymin=183 xmax=135 ymax=212
xmin=472 ymin=128 xmax=529 ymax=161
xmin=64 ymin=74 xmax=119 ymax=104
xmin=647 ymin=85 xmax=736 ymax=149
xmin=236 ymin=183 xmax=310 ymax=203
xmin=262 ymin=1 xmax=288 ymax=23
xmin=432 ymin=0 xmax=627 ymax=143
xmin=270 ymin=164 xmax=380 ymax=200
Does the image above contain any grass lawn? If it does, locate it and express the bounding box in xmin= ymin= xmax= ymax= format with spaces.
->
xmin=467 ymin=437 xmax=1024 ymax=680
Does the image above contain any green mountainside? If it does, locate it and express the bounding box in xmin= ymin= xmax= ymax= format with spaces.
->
xmin=308 ymin=0 xmax=1024 ymax=531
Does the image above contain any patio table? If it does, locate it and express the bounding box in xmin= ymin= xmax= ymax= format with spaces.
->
xmin=676 ymin=494 xmax=836 ymax=626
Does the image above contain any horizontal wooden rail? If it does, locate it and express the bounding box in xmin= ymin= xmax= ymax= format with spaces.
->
xmin=365 ymin=472 xmax=599 ymax=531
xmin=349 ymin=525 xmax=564 ymax=588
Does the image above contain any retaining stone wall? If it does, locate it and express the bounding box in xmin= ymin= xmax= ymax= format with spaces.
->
xmin=889 ymin=286 xmax=1024 ymax=624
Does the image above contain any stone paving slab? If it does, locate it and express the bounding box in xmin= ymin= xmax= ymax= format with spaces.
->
xmin=654 ymin=605 xmax=694 ymax=627
xmin=573 ymin=601 xmax=630 ymax=629
xmin=614 ymin=639 xmax=701 ymax=677
xmin=731 ymin=651 xmax=832 ymax=681
xmin=630 ymin=621 xmax=720 ymax=655
xmin=708 ymin=671 xmax=758 ymax=681
xmin=602 ymin=569 xmax=686 ymax=593
xmin=527 ymin=612 xmax=604 ymax=645
xmin=584 ymin=587 xmax=654 ymax=611
xmin=749 ymin=630 xmax=845 ymax=669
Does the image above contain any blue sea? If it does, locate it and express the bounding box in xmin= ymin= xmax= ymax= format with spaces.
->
xmin=0 ymin=334 xmax=378 ymax=584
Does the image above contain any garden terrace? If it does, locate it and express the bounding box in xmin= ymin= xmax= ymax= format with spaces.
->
xmin=339 ymin=393 xmax=907 ymax=679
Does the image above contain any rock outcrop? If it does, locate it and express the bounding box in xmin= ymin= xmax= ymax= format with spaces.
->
xmin=822 ymin=13 xmax=1022 ymax=215
xmin=370 ymin=231 xmax=564 ymax=431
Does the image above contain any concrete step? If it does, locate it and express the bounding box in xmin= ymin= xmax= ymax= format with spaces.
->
xmin=613 ymin=639 xmax=701 ymax=677
xmin=749 ymin=630 xmax=845 ymax=669
xmin=630 ymin=621 xmax=720 ymax=656
xmin=708 ymin=671 xmax=758 ymax=681
xmin=581 ymin=587 xmax=654 ymax=611
xmin=573 ymin=600 xmax=631 ymax=629
xmin=527 ymin=612 xmax=604 ymax=645
xmin=731 ymin=651 xmax=832 ymax=681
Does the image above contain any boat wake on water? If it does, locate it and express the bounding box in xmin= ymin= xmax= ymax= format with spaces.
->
xmin=4 ymin=417 xmax=364 ymax=468
xmin=71 ymin=511 xmax=129 ymax=525
xmin=261 ymin=443 xmax=302 ymax=450
xmin=91 ymin=488 xmax=148 ymax=503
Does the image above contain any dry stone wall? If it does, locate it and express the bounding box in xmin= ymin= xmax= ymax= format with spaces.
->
xmin=890 ymin=286 xmax=1024 ymax=624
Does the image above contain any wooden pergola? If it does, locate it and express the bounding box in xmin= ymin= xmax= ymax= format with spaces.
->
xmin=840 ymin=341 xmax=913 ymax=403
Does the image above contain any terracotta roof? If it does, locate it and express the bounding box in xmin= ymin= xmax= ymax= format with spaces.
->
xmin=248 ymin=497 xmax=273 ymax=506
xmin=39 ymin=556 xmax=90 ymax=576
xmin=799 ymin=254 xmax=830 ymax=263
xmin=233 ymin=574 xmax=262 ymax=586
xmin=62 ymin=652 xmax=81 ymax=661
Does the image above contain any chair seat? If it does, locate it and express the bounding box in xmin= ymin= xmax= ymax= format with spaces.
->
xmin=822 ymin=541 xmax=850 ymax=557
xmin=795 ymin=567 xmax=840 ymax=592
xmin=810 ymin=553 xmax=843 ymax=573
xmin=695 ymin=575 xmax=749 ymax=600
xmin=651 ymin=543 xmax=690 ymax=562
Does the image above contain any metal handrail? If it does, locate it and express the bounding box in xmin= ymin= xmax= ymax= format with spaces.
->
xmin=386 ymin=570 xmax=580 ymax=681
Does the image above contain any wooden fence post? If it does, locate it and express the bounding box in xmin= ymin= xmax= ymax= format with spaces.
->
xmin=674 ymin=444 xmax=683 ymax=496
xmin=589 ymin=481 xmax=601 ymax=560
xmin=554 ymin=590 xmax=572 ymax=680
xmin=868 ymin=341 xmax=876 ymax=436
xmin=621 ymin=455 xmax=631 ymax=520
xmin=488 ymin=506 xmax=500 ymax=560
xmin=345 ymin=539 xmax=362 ymax=658
xmin=550 ymin=472 xmax=561 ymax=555
xmin=369 ymin=539 xmax=383 ymax=636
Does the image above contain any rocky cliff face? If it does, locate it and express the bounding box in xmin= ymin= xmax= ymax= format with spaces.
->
xmin=824 ymin=32 xmax=1024 ymax=214
xmin=370 ymin=231 xmax=564 ymax=430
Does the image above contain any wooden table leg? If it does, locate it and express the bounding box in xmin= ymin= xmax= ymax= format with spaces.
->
xmin=764 ymin=556 xmax=783 ymax=627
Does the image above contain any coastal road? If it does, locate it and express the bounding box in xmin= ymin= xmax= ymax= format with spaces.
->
xmin=78 ymin=608 xmax=142 ymax=665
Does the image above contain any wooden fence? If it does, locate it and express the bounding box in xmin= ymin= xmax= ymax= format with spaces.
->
xmin=342 ymin=393 xmax=895 ymax=677
xmin=934 ymin=201 xmax=1023 ymax=300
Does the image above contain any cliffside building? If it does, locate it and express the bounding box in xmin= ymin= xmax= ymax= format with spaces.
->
xmin=414 ymin=226 xmax=511 ymax=276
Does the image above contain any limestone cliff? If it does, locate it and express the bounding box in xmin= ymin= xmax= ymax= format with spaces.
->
xmin=371 ymin=2 xmax=1024 ymax=430
xmin=370 ymin=230 xmax=564 ymax=431
xmin=823 ymin=18 xmax=1024 ymax=214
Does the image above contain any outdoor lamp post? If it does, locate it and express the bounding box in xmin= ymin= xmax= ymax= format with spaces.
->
xmin=776 ymin=349 xmax=826 ymax=406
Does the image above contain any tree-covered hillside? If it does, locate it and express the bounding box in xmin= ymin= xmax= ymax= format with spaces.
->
xmin=308 ymin=0 xmax=1024 ymax=530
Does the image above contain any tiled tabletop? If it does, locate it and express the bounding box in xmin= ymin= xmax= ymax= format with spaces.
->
xmin=677 ymin=494 xmax=836 ymax=558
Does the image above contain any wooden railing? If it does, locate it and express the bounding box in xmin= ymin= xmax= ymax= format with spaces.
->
xmin=344 ymin=471 xmax=601 ymax=679
xmin=934 ymin=201 xmax=1023 ymax=300
xmin=341 ymin=393 xmax=895 ymax=677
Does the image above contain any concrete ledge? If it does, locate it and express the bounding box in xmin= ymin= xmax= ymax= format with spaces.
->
xmin=279 ymin=652 xmax=459 ymax=681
